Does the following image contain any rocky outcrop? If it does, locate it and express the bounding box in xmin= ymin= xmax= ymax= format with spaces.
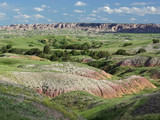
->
xmin=0 ymin=72 xmax=156 ymax=99
xmin=0 ymin=23 xmax=160 ymax=33
xmin=118 ymin=56 xmax=160 ymax=67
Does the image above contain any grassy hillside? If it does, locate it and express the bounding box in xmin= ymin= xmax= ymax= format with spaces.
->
xmin=0 ymin=82 xmax=82 ymax=120
xmin=0 ymin=30 xmax=160 ymax=120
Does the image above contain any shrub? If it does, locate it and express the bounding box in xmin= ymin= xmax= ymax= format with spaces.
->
xmin=81 ymin=50 xmax=89 ymax=55
xmin=1 ymin=46 xmax=8 ymax=53
xmin=50 ymin=53 xmax=60 ymax=61
xmin=115 ymin=49 xmax=127 ymax=55
xmin=136 ymin=48 xmax=146 ymax=54
xmin=70 ymin=50 xmax=81 ymax=56
xmin=6 ymin=44 xmax=12 ymax=49
xmin=153 ymin=39 xmax=160 ymax=44
xmin=43 ymin=45 xmax=50 ymax=54
xmin=123 ymin=43 xmax=133 ymax=47
xmin=97 ymin=51 xmax=110 ymax=59
xmin=25 ymin=48 xmax=41 ymax=55
xmin=9 ymin=48 xmax=27 ymax=54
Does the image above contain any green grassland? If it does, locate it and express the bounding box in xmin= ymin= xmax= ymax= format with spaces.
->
xmin=0 ymin=82 xmax=81 ymax=120
xmin=0 ymin=30 xmax=160 ymax=120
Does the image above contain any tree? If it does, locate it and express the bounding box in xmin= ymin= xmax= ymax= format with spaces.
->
xmin=43 ymin=45 xmax=50 ymax=54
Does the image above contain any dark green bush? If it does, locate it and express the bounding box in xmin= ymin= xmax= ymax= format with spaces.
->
xmin=153 ymin=39 xmax=160 ymax=44
xmin=25 ymin=48 xmax=41 ymax=55
xmin=136 ymin=48 xmax=146 ymax=54
xmin=1 ymin=46 xmax=8 ymax=53
xmin=50 ymin=53 xmax=60 ymax=61
xmin=43 ymin=45 xmax=50 ymax=54
xmin=115 ymin=49 xmax=127 ymax=55
xmin=123 ymin=43 xmax=133 ymax=47
xmin=70 ymin=50 xmax=81 ymax=56
xmin=6 ymin=44 xmax=12 ymax=49
xmin=9 ymin=48 xmax=27 ymax=54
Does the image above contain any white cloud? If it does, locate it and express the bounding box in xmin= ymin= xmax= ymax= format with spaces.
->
xmin=52 ymin=10 xmax=58 ymax=13
xmin=74 ymin=1 xmax=87 ymax=6
xmin=33 ymin=14 xmax=45 ymax=19
xmin=89 ymin=14 xmax=96 ymax=17
xmin=41 ymin=4 xmax=50 ymax=8
xmin=101 ymin=18 xmax=113 ymax=22
xmin=47 ymin=19 xmax=52 ymax=22
xmin=24 ymin=20 xmax=29 ymax=23
xmin=63 ymin=13 xmax=68 ymax=16
xmin=13 ymin=9 xmax=20 ymax=12
xmin=93 ymin=6 xmax=160 ymax=16
xmin=0 ymin=13 xmax=6 ymax=21
xmin=14 ymin=14 xmax=30 ymax=19
xmin=0 ymin=2 xmax=8 ymax=7
xmin=34 ymin=7 xmax=44 ymax=12
xmin=74 ymin=9 xmax=85 ymax=13
xmin=80 ymin=17 xmax=96 ymax=22
xmin=130 ymin=18 xmax=136 ymax=22
xmin=115 ymin=3 xmax=120 ymax=6
xmin=41 ymin=5 xmax=46 ymax=8
xmin=131 ymin=2 xmax=153 ymax=6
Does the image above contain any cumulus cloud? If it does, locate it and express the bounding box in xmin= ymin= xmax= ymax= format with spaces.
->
xmin=52 ymin=10 xmax=58 ymax=13
xmin=14 ymin=13 xmax=30 ymax=23
xmin=115 ymin=3 xmax=120 ymax=6
xmin=130 ymin=18 xmax=136 ymax=22
xmin=74 ymin=1 xmax=87 ymax=6
xmin=41 ymin=5 xmax=46 ymax=8
xmin=0 ymin=13 xmax=6 ymax=21
xmin=100 ymin=17 xmax=113 ymax=22
xmin=13 ymin=9 xmax=20 ymax=12
xmin=63 ymin=13 xmax=68 ymax=16
xmin=93 ymin=6 xmax=160 ymax=16
xmin=80 ymin=17 xmax=96 ymax=22
xmin=14 ymin=14 xmax=30 ymax=19
xmin=74 ymin=9 xmax=85 ymax=13
xmin=0 ymin=2 xmax=8 ymax=7
xmin=47 ymin=19 xmax=52 ymax=22
xmin=89 ymin=14 xmax=96 ymax=17
xmin=33 ymin=14 xmax=45 ymax=19
xmin=34 ymin=7 xmax=44 ymax=12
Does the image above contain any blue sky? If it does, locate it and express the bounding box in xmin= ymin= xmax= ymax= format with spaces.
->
xmin=0 ymin=0 xmax=160 ymax=26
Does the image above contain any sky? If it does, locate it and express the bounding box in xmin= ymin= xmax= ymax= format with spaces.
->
xmin=0 ymin=0 xmax=160 ymax=26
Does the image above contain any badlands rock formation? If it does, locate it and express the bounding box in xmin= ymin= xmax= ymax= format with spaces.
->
xmin=118 ymin=56 xmax=160 ymax=67
xmin=0 ymin=62 xmax=156 ymax=98
xmin=0 ymin=72 xmax=156 ymax=99
xmin=0 ymin=23 xmax=160 ymax=33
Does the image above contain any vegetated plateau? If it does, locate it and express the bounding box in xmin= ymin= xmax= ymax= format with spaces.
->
xmin=0 ymin=23 xmax=160 ymax=120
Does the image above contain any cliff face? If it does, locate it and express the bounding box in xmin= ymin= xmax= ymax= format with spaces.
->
xmin=0 ymin=23 xmax=160 ymax=33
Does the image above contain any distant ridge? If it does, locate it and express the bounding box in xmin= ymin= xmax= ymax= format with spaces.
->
xmin=0 ymin=23 xmax=160 ymax=33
